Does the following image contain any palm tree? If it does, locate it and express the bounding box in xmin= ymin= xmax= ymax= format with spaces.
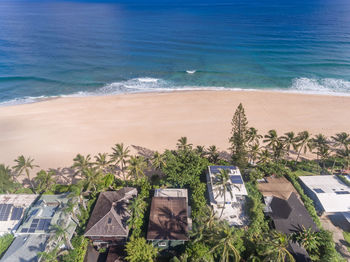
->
xmin=94 ymin=153 xmax=110 ymax=173
xmin=260 ymin=231 xmax=295 ymax=262
xmin=128 ymin=196 xmax=146 ymax=233
xmin=50 ymin=223 xmax=73 ymax=250
xmin=195 ymin=145 xmax=206 ymax=157
xmin=34 ymin=170 xmax=55 ymax=194
xmin=291 ymin=226 xmax=320 ymax=252
xmin=13 ymin=155 xmax=38 ymax=193
xmin=331 ymin=132 xmax=350 ymax=171
xmin=110 ymin=143 xmax=130 ymax=179
xmin=248 ymin=142 xmax=260 ymax=165
xmin=150 ymin=151 xmax=166 ymax=171
xmin=63 ymin=199 xmax=79 ymax=223
xmin=68 ymin=181 xmax=86 ymax=210
xmin=281 ymin=132 xmax=298 ymax=160
xmin=311 ymin=134 xmax=329 ymax=171
xmin=263 ymin=130 xmax=279 ymax=149
xmin=247 ymin=127 xmax=262 ymax=145
xmin=71 ymin=154 xmax=92 ymax=178
xmin=213 ymin=169 xmax=234 ymax=218
xmin=83 ymin=167 xmax=103 ymax=194
xmin=207 ymin=145 xmax=220 ymax=164
xmin=127 ymin=156 xmax=147 ymax=181
xmin=258 ymin=149 xmax=271 ymax=164
xmin=192 ymin=206 xmax=218 ymax=244
xmin=295 ymin=131 xmax=313 ymax=163
xmin=176 ymin=137 xmax=193 ymax=151
xmin=208 ymin=223 xmax=243 ymax=262
xmin=37 ymin=246 xmax=60 ymax=262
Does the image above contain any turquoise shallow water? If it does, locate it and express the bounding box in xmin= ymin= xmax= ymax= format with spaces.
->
xmin=1 ymin=0 xmax=350 ymax=105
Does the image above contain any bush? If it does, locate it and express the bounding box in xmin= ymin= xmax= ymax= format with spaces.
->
xmin=0 ymin=233 xmax=14 ymax=258
xmin=61 ymin=236 xmax=88 ymax=262
xmin=125 ymin=236 xmax=158 ymax=262
xmin=185 ymin=242 xmax=213 ymax=262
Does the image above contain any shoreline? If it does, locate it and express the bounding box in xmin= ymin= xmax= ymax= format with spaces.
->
xmin=2 ymin=86 xmax=350 ymax=108
xmin=0 ymin=90 xmax=350 ymax=174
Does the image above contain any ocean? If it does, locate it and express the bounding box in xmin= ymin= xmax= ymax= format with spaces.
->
xmin=1 ymin=0 xmax=350 ymax=105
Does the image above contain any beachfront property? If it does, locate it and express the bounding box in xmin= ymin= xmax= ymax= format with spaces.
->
xmin=147 ymin=188 xmax=189 ymax=249
xmin=299 ymin=175 xmax=350 ymax=229
xmin=1 ymin=193 xmax=77 ymax=262
xmin=0 ymin=194 xmax=38 ymax=236
xmin=84 ymin=187 xmax=137 ymax=248
xmin=206 ymin=166 xmax=248 ymax=226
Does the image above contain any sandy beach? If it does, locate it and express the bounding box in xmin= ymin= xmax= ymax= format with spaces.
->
xmin=0 ymin=90 xmax=350 ymax=173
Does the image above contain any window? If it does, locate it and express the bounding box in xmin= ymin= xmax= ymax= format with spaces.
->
xmin=107 ymin=218 xmax=112 ymax=224
xmin=158 ymin=242 xmax=167 ymax=247
xmin=313 ymin=188 xmax=325 ymax=193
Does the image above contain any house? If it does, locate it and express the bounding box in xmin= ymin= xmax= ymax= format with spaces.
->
xmin=206 ymin=166 xmax=248 ymax=226
xmin=257 ymin=176 xmax=297 ymax=200
xmin=299 ymin=175 xmax=350 ymax=213
xmin=0 ymin=194 xmax=38 ymax=236
xmin=299 ymin=175 xmax=350 ymax=230
xmin=147 ymin=188 xmax=189 ymax=249
xmin=1 ymin=194 xmax=77 ymax=262
xmin=264 ymin=193 xmax=318 ymax=262
xmin=84 ymin=187 xmax=137 ymax=247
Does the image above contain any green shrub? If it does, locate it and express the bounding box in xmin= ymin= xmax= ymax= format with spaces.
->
xmin=0 ymin=233 xmax=14 ymax=258
xmin=61 ymin=235 xmax=88 ymax=262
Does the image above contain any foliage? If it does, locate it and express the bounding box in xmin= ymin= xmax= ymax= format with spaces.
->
xmin=162 ymin=149 xmax=208 ymax=188
xmin=257 ymin=231 xmax=295 ymax=262
xmin=245 ymin=182 xmax=269 ymax=236
xmin=0 ymin=233 xmax=14 ymax=258
xmin=125 ymin=236 xmax=158 ymax=262
xmin=128 ymin=195 xmax=147 ymax=237
xmin=212 ymin=169 xmax=233 ymax=218
xmin=190 ymin=182 xmax=208 ymax=223
xmin=184 ymin=242 xmax=214 ymax=262
xmin=255 ymin=161 xmax=291 ymax=178
xmin=0 ymin=164 xmax=17 ymax=193
xmin=34 ymin=170 xmax=55 ymax=194
xmin=13 ymin=155 xmax=38 ymax=192
xmin=127 ymin=156 xmax=147 ymax=181
xmin=286 ymin=173 xmax=321 ymax=228
xmin=60 ymin=236 xmax=88 ymax=262
xmin=229 ymin=103 xmax=249 ymax=169
xmin=343 ymin=231 xmax=350 ymax=253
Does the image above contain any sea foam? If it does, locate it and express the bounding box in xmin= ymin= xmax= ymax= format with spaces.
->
xmin=291 ymin=77 xmax=350 ymax=95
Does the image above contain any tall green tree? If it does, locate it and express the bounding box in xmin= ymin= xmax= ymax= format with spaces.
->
xmin=229 ymin=103 xmax=249 ymax=168
xmin=331 ymin=132 xmax=350 ymax=170
xmin=208 ymin=223 xmax=244 ymax=262
xmin=94 ymin=153 xmax=110 ymax=173
xmin=177 ymin=137 xmax=193 ymax=151
xmin=13 ymin=155 xmax=38 ymax=193
xmin=207 ymin=145 xmax=220 ymax=164
xmin=128 ymin=196 xmax=147 ymax=236
xmin=281 ymin=131 xmax=298 ymax=160
xmin=125 ymin=236 xmax=158 ymax=262
xmin=248 ymin=142 xmax=261 ymax=165
xmin=195 ymin=145 xmax=206 ymax=157
xmin=291 ymin=226 xmax=320 ymax=253
xmin=82 ymin=167 xmax=103 ymax=194
xmin=295 ymin=131 xmax=313 ymax=163
xmin=213 ymin=169 xmax=234 ymax=218
xmin=34 ymin=170 xmax=55 ymax=194
xmin=110 ymin=143 xmax=130 ymax=179
xmin=150 ymin=151 xmax=166 ymax=171
xmin=0 ymin=164 xmax=16 ymax=193
xmin=71 ymin=154 xmax=92 ymax=178
xmin=259 ymin=231 xmax=295 ymax=262
xmin=247 ymin=127 xmax=262 ymax=145
xmin=127 ymin=156 xmax=147 ymax=181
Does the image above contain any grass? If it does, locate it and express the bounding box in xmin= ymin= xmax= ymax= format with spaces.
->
xmin=292 ymin=170 xmax=316 ymax=177
xmin=343 ymin=231 xmax=350 ymax=253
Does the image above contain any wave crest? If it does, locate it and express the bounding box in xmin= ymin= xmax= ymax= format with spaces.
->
xmin=291 ymin=77 xmax=350 ymax=94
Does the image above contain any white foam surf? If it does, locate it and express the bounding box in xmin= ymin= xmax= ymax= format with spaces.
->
xmin=186 ymin=70 xmax=196 ymax=74
xmin=1 ymin=77 xmax=350 ymax=107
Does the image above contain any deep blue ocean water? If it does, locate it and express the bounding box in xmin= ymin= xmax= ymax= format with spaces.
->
xmin=1 ymin=0 xmax=350 ymax=105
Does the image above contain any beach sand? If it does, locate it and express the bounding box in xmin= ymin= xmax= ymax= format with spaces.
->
xmin=0 ymin=90 xmax=350 ymax=174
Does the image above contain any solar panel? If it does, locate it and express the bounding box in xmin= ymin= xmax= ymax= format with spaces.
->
xmin=0 ymin=204 xmax=13 ymax=221
xmin=230 ymin=175 xmax=243 ymax=184
xmin=38 ymin=219 xmax=46 ymax=230
xmin=28 ymin=228 xmax=35 ymax=233
xmin=21 ymin=228 xmax=29 ymax=233
xmin=32 ymin=218 xmax=39 ymax=223
xmin=11 ymin=207 xmax=23 ymax=220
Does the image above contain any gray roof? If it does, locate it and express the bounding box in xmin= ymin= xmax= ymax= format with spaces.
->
xmin=1 ymin=234 xmax=49 ymax=262
xmin=84 ymin=188 xmax=137 ymax=237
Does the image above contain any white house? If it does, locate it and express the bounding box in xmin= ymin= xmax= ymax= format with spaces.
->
xmin=299 ymin=175 xmax=350 ymax=213
xmin=206 ymin=166 xmax=248 ymax=226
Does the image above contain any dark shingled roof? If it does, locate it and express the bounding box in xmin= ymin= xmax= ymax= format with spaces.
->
xmin=147 ymin=197 xmax=188 ymax=241
xmin=84 ymin=188 xmax=137 ymax=237
xmin=270 ymin=192 xmax=318 ymax=234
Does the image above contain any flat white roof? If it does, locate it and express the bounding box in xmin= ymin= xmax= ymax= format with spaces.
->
xmin=0 ymin=194 xmax=38 ymax=236
xmin=207 ymin=166 xmax=248 ymax=226
xmin=299 ymin=175 xmax=350 ymax=213
xmin=154 ymin=188 xmax=188 ymax=200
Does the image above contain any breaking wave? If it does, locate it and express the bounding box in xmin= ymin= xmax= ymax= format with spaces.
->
xmin=290 ymin=77 xmax=350 ymax=95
